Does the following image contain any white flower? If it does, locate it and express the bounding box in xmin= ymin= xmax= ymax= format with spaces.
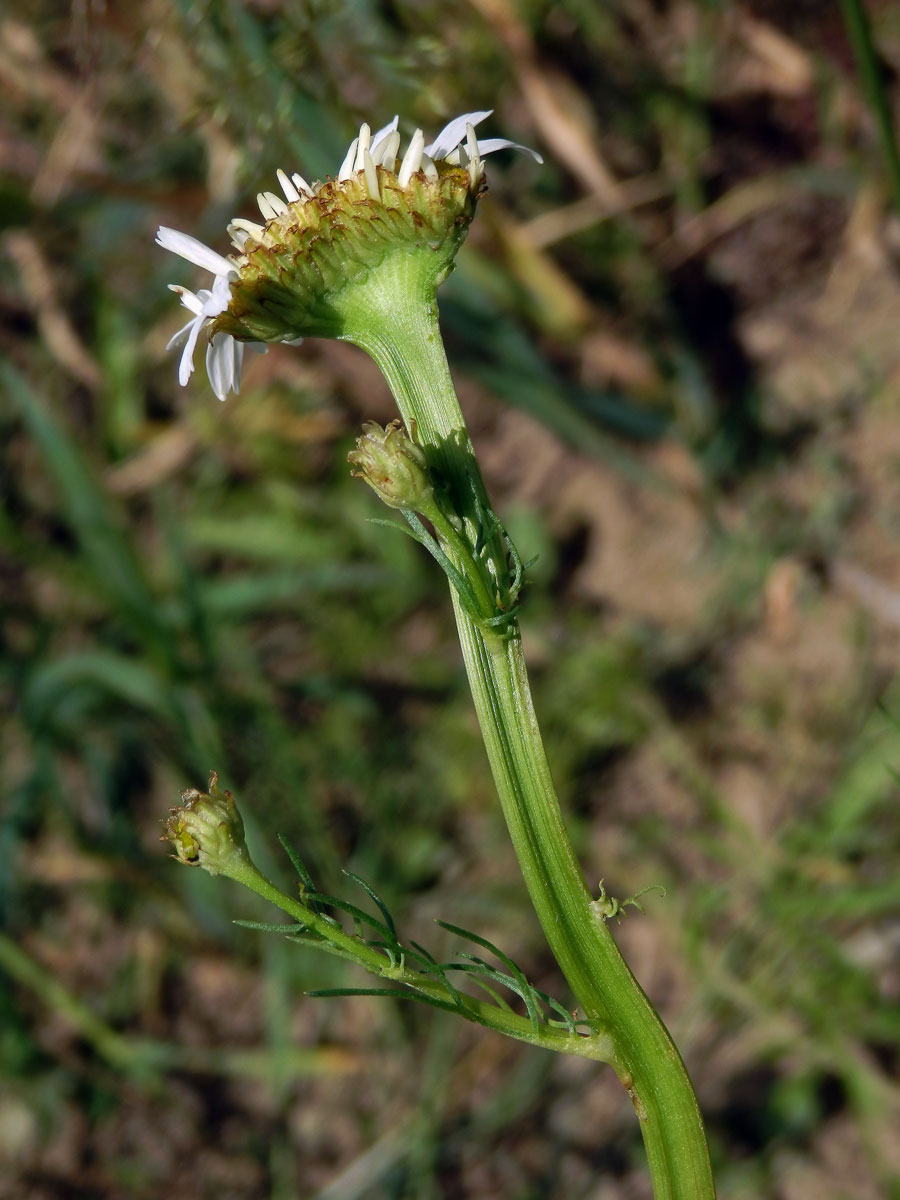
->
xmin=335 ymin=109 xmax=542 ymax=193
xmin=157 ymin=112 xmax=540 ymax=399
xmin=156 ymin=227 xmax=269 ymax=402
xmin=424 ymin=110 xmax=543 ymax=170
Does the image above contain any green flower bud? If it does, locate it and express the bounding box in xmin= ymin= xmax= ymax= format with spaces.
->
xmin=163 ymin=772 xmax=252 ymax=879
xmin=348 ymin=420 xmax=435 ymax=512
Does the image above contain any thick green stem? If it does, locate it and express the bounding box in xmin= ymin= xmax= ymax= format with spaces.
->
xmin=456 ymin=617 xmax=713 ymax=1198
xmin=343 ymin=254 xmax=716 ymax=1199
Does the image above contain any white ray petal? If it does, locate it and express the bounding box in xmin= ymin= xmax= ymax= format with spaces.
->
xmin=397 ymin=129 xmax=424 ymax=186
xmin=206 ymin=333 xmax=242 ymax=401
xmin=466 ymin=123 xmax=482 ymax=189
xmin=276 ymin=168 xmax=300 ymax=202
xmin=466 ymin=123 xmax=480 ymax=166
xmin=257 ymin=192 xmax=278 ymax=220
xmin=371 ymin=128 xmax=400 ymax=167
xmin=370 ymin=114 xmax=399 ymax=146
xmin=168 ymin=283 xmax=204 ymax=315
xmin=262 ymin=190 xmax=289 ymax=215
xmin=338 ymin=137 xmax=359 ymax=180
xmin=231 ymin=341 xmax=245 ymax=393
xmin=291 ymin=172 xmax=314 ymax=197
xmin=156 ymin=226 xmax=235 ymax=277
xmin=424 ymin=111 xmax=492 ymax=160
xmin=473 ymin=138 xmax=543 ymax=163
xmin=201 ymin=274 xmax=234 ymax=317
xmin=353 ymin=123 xmax=372 ymax=173
xmin=229 ymin=218 xmax=267 ymax=241
xmin=363 ymin=149 xmax=380 ymax=200
xmin=178 ymin=316 xmax=204 ymax=385
xmin=421 ymin=153 xmax=438 ymax=180
xmin=165 ymin=314 xmax=197 ymax=352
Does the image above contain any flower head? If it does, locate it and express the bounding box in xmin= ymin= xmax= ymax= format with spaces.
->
xmin=163 ymin=771 xmax=253 ymax=879
xmin=156 ymin=229 xmax=256 ymax=401
xmin=157 ymin=112 xmax=540 ymax=400
xmin=348 ymin=420 xmax=435 ymax=512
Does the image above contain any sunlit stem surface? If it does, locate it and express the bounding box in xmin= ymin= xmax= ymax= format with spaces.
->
xmin=340 ymin=251 xmax=716 ymax=1200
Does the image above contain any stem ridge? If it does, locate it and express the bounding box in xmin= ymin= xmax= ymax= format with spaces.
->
xmin=345 ymin=269 xmax=716 ymax=1199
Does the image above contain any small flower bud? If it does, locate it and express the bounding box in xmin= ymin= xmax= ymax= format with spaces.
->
xmin=348 ymin=420 xmax=435 ymax=512
xmin=163 ymin=772 xmax=252 ymax=879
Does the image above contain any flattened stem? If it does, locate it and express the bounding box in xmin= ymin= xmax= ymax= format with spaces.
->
xmin=343 ymin=255 xmax=716 ymax=1199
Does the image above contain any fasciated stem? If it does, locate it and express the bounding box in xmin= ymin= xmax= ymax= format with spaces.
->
xmin=343 ymin=257 xmax=716 ymax=1200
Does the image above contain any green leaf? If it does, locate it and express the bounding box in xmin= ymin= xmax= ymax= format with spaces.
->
xmin=304 ymin=892 xmax=396 ymax=944
xmin=342 ymin=869 xmax=397 ymax=939
xmin=306 ymin=987 xmax=458 ymax=1014
xmin=436 ymin=920 xmax=542 ymax=1033
xmin=233 ymin=920 xmax=308 ymax=934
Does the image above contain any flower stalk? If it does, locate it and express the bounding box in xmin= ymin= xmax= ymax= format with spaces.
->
xmin=163 ymin=775 xmax=616 ymax=1063
xmin=345 ymin=278 xmax=716 ymax=1200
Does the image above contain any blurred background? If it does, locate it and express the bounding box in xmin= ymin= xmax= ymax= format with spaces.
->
xmin=2 ymin=1 xmax=900 ymax=1196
